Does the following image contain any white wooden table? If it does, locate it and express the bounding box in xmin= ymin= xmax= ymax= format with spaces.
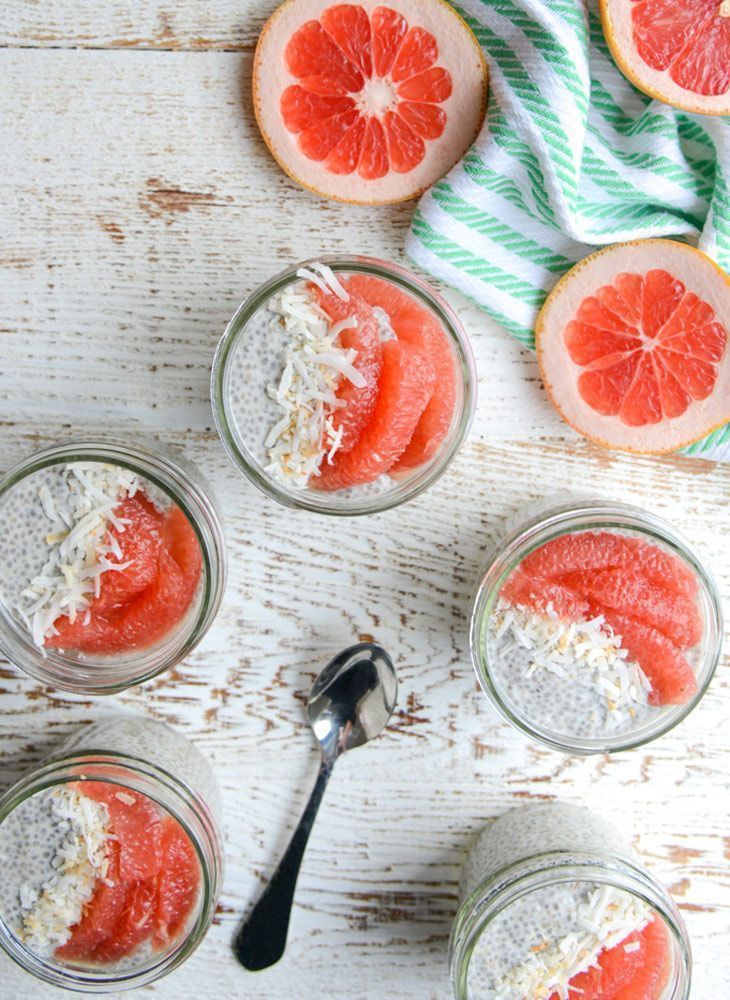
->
xmin=1 ymin=3 xmax=728 ymax=997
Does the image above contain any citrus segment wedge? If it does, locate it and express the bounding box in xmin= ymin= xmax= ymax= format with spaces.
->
xmin=314 ymin=338 xmax=434 ymax=489
xmin=346 ymin=273 xmax=457 ymax=469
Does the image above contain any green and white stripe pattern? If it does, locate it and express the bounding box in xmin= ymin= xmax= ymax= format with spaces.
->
xmin=406 ymin=0 xmax=730 ymax=460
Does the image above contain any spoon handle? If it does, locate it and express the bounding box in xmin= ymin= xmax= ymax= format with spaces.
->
xmin=234 ymin=758 xmax=334 ymax=971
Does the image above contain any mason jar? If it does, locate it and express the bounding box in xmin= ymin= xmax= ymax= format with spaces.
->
xmin=0 ymin=716 xmax=223 ymax=992
xmin=450 ymin=802 xmax=691 ymax=999
xmin=0 ymin=439 xmax=226 ymax=693
xmin=469 ymin=498 xmax=722 ymax=754
xmin=211 ymin=255 xmax=476 ymax=515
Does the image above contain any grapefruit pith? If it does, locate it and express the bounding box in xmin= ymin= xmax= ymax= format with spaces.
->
xmin=536 ymin=240 xmax=730 ymax=454
xmin=600 ymin=0 xmax=730 ymax=115
xmin=253 ymin=0 xmax=487 ymax=204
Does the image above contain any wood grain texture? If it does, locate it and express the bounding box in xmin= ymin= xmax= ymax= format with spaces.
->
xmin=1 ymin=4 xmax=729 ymax=998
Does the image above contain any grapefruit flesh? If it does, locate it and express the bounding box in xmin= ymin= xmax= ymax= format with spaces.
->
xmin=153 ymin=818 xmax=202 ymax=948
xmin=537 ymin=240 xmax=730 ymax=453
xmin=499 ymin=567 xmax=590 ymax=620
xmin=562 ymin=568 xmax=702 ymax=649
xmin=550 ymin=915 xmax=672 ymax=1000
xmin=600 ymin=0 xmax=730 ymax=114
xmin=46 ymin=497 xmax=202 ymax=656
xmin=346 ymin=273 xmax=457 ymax=470
xmin=313 ymin=283 xmax=384 ymax=453
xmin=596 ymin=608 xmax=698 ymax=705
xmin=314 ymin=338 xmax=434 ymax=490
xmin=253 ymin=0 xmax=487 ymax=203
xmin=503 ymin=529 xmax=703 ymax=707
xmin=57 ymin=786 xmax=201 ymax=965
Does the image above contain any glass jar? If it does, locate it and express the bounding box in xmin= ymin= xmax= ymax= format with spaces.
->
xmin=0 ymin=716 xmax=223 ymax=993
xmin=211 ymin=255 xmax=476 ymax=515
xmin=469 ymin=498 xmax=722 ymax=754
xmin=450 ymin=802 xmax=691 ymax=1000
xmin=0 ymin=439 xmax=226 ymax=694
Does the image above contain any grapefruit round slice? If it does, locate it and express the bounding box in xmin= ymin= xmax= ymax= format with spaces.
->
xmin=550 ymin=915 xmax=672 ymax=1000
xmin=313 ymin=282 xmax=384 ymax=452
xmin=536 ymin=240 xmax=730 ymax=453
xmin=93 ymin=496 xmax=163 ymax=613
xmin=600 ymin=0 xmax=730 ymax=115
xmin=346 ymin=273 xmax=457 ymax=469
xmin=253 ymin=0 xmax=487 ymax=204
xmin=314 ymin=338 xmax=434 ymax=489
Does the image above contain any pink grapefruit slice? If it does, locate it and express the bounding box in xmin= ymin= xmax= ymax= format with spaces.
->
xmin=499 ymin=567 xmax=590 ymax=620
xmin=599 ymin=608 xmax=698 ymax=705
xmin=536 ymin=240 xmax=730 ymax=454
xmin=549 ymin=915 xmax=672 ymax=1000
xmin=562 ymin=567 xmax=702 ymax=649
xmin=314 ymin=338 xmax=434 ymax=489
xmin=600 ymin=0 xmax=730 ymax=115
xmin=313 ymin=282 xmax=384 ymax=452
xmin=253 ymin=0 xmax=487 ymax=204
xmin=346 ymin=273 xmax=457 ymax=469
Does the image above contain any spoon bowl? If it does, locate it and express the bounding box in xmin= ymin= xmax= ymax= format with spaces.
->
xmin=307 ymin=642 xmax=398 ymax=760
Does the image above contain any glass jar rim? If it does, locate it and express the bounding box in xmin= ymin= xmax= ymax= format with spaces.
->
xmin=449 ymin=849 xmax=692 ymax=1000
xmin=0 ymin=439 xmax=227 ymax=694
xmin=469 ymin=498 xmax=724 ymax=754
xmin=0 ymin=748 xmax=224 ymax=993
xmin=210 ymin=254 xmax=477 ymax=516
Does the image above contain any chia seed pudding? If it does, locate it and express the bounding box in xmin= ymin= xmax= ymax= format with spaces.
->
xmin=0 ymin=443 xmax=226 ymax=693
xmin=471 ymin=502 xmax=722 ymax=753
xmin=212 ymin=257 xmax=475 ymax=514
xmin=451 ymin=803 xmax=688 ymax=1000
xmin=0 ymin=717 xmax=222 ymax=989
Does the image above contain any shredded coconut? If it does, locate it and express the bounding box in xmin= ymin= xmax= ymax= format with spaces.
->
xmin=264 ymin=269 xmax=365 ymax=488
xmin=490 ymin=600 xmax=653 ymax=728
xmin=16 ymin=463 xmax=143 ymax=649
xmin=493 ymin=885 xmax=653 ymax=1000
xmin=19 ymin=788 xmax=110 ymax=954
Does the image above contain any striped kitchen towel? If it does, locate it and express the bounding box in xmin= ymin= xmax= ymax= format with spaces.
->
xmin=406 ymin=0 xmax=730 ymax=461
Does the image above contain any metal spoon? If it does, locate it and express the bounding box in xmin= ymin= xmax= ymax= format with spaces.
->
xmin=234 ymin=642 xmax=398 ymax=971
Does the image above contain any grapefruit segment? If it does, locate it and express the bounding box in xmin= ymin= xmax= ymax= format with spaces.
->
xmin=600 ymin=609 xmax=698 ymax=705
xmin=313 ymin=283 xmax=384 ymax=452
xmin=46 ymin=500 xmax=202 ymax=656
xmin=346 ymin=273 xmax=457 ymax=470
xmin=500 ymin=567 xmax=590 ymax=620
xmin=56 ymin=841 xmax=128 ymax=961
xmin=79 ymin=782 xmax=163 ymax=881
xmin=562 ymin=567 xmax=702 ymax=649
xmin=253 ymin=0 xmax=487 ymax=203
xmin=153 ymin=818 xmax=201 ymax=948
xmin=600 ymin=0 xmax=730 ymax=114
xmin=550 ymin=915 xmax=672 ymax=1000
xmin=320 ymin=4 xmax=373 ymax=77
xmin=536 ymin=240 xmax=730 ymax=453
xmin=314 ymin=338 xmax=434 ymax=490
xmin=371 ymin=6 xmax=408 ymax=76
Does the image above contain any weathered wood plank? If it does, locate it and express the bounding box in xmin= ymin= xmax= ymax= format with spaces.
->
xmin=0 ymin=0 xmax=271 ymax=51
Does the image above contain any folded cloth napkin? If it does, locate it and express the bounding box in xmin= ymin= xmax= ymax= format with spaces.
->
xmin=406 ymin=0 xmax=730 ymax=461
